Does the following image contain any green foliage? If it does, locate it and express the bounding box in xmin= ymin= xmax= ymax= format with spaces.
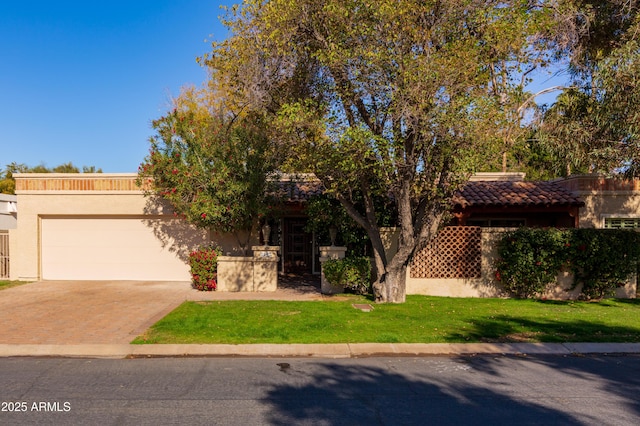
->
xmin=304 ymin=194 xmax=395 ymax=254
xmin=323 ymin=257 xmax=371 ymax=295
xmin=0 ymin=177 xmax=14 ymax=195
xmin=536 ymin=2 xmax=640 ymax=178
xmin=496 ymin=228 xmax=569 ymax=298
xmin=137 ymin=98 xmax=283 ymax=253
xmin=497 ymin=228 xmax=640 ymax=299
xmin=51 ymin=162 xmax=80 ymax=173
xmin=0 ymin=281 xmax=31 ymax=291
xmin=1 ymin=162 xmax=102 ymax=194
xmin=567 ymin=229 xmax=640 ymax=299
xmin=201 ymin=0 xmax=562 ymax=302
xmin=189 ymin=245 xmax=223 ymax=291
xmin=304 ymin=195 xmax=363 ymax=248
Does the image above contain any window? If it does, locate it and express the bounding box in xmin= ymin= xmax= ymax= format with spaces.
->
xmin=604 ymin=218 xmax=640 ymax=229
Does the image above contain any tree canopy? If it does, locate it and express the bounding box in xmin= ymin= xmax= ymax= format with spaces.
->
xmin=536 ymin=0 xmax=640 ymax=176
xmin=198 ymin=0 xmax=567 ymax=302
xmin=145 ymin=0 xmax=639 ymax=302
xmin=137 ymin=88 xmax=284 ymax=254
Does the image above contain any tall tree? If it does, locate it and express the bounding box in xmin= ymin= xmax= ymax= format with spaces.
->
xmin=537 ymin=0 xmax=640 ymax=176
xmin=137 ymin=88 xmax=283 ymax=254
xmin=202 ymin=0 xmax=559 ymax=302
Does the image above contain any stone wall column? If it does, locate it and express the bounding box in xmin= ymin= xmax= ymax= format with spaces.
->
xmin=319 ymin=246 xmax=347 ymax=294
xmin=217 ymin=256 xmax=254 ymax=291
xmin=252 ymin=245 xmax=280 ymax=292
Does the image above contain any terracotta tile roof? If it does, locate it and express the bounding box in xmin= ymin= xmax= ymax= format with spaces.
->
xmin=277 ymin=176 xmax=586 ymax=208
xmin=277 ymin=179 xmax=325 ymax=202
xmin=453 ymin=181 xmax=584 ymax=209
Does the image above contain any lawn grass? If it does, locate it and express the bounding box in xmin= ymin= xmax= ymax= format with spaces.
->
xmin=0 ymin=280 xmax=30 ymax=291
xmin=133 ymin=295 xmax=640 ymax=344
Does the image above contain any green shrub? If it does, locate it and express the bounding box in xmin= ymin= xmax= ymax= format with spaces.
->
xmin=568 ymin=229 xmax=640 ymax=299
xmin=496 ymin=228 xmax=569 ymax=298
xmin=496 ymin=228 xmax=640 ymax=299
xmin=189 ymin=245 xmax=223 ymax=291
xmin=323 ymin=257 xmax=371 ymax=295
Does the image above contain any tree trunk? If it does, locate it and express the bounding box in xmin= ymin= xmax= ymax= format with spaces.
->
xmin=371 ymin=233 xmax=410 ymax=303
xmin=375 ymin=262 xmax=407 ymax=303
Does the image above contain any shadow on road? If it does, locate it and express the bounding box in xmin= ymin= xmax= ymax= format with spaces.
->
xmin=262 ymin=361 xmax=587 ymax=425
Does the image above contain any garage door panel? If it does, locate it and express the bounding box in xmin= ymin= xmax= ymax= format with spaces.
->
xmin=41 ymin=217 xmax=208 ymax=280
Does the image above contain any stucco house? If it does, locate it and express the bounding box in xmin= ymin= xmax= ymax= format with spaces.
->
xmin=451 ymin=172 xmax=584 ymax=228
xmin=7 ymin=172 xmax=640 ymax=298
xmin=0 ymin=194 xmax=17 ymax=230
xmin=9 ymin=174 xmax=208 ymax=281
xmin=8 ymin=173 xmax=324 ymax=282
xmin=406 ymin=173 xmax=640 ymax=298
xmin=555 ymin=174 xmax=640 ymax=229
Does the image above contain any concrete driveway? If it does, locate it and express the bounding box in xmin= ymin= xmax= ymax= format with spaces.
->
xmin=0 ymin=281 xmax=196 ymax=344
xmin=0 ymin=280 xmax=324 ymax=345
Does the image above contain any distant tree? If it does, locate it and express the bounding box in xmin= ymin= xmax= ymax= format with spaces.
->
xmin=28 ymin=164 xmax=50 ymax=173
xmin=536 ymin=0 xmax=640 ymax=176
xmin=0 ymin=162 xmax=102 ymax=194
xmin=0 ymin=172 xmax=15 ymax=195
xmin=51 ymin=162 xmax=80 ymax=173
xmin=5 ymin=162 xmax=30 ymax=174
xmin=82 ymin=165 xmax=103 ymax=173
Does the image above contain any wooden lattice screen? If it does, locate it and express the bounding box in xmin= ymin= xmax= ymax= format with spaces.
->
xmin=410 ymin=226 xmax=482 ymax=279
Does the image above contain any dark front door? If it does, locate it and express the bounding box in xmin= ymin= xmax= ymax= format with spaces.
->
xmin=283 ymin=218 xmax=313 ymax=274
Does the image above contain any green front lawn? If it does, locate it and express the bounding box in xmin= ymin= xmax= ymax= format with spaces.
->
xmin=0 ymin=280 xmax=29 ymax=290
xmin=133 ymin=296 xmax=640 ymax=344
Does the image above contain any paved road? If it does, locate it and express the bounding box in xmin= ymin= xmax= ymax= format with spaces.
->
xmin=2 ymin=354 xmax=639 ymax=425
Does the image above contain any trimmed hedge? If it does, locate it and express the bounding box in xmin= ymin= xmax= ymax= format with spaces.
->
xmin=496 ymin=228 xmax=640 ymax=299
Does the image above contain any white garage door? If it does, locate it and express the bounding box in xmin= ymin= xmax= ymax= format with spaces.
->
xmin=41 ymin=217 xmax=206 ymax=280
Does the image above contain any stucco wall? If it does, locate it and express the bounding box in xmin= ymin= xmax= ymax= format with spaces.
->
xmin=579 ymin=193 xmax=640 ymax=228
xmin=10 ymin=173 xmax=210 ymax=281
xmin=557 ymin=175 xmax=640 ymax=228
xmin=216 ymin=247 xmax=278 ymax=292
xmin=405 ymin=227 xmax=636 ymax=299
xmin=406 ymin=228 xmax=510 ymax=297
xmin=0 ymin=194 xmax=17 ymax=230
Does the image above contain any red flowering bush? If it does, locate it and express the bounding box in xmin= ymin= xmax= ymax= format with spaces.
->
xmin=189 ymin=245 xmax=223 ymax=291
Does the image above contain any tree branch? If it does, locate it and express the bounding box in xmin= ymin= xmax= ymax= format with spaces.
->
xmin=517 ymin=85 xmax=575 ymax=115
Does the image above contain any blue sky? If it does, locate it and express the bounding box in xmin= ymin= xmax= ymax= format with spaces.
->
xmin=1 ymin=1 xmax=231 ymax=172
xmin=1 ymin=1 xmax=569 ymax=174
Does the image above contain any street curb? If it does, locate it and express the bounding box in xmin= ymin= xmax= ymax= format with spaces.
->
xmin=1 ymin=343 xmax=640 ymax=359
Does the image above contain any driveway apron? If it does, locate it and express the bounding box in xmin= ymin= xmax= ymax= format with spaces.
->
xmin=0 ymin=281 xmax=194 ymax=344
